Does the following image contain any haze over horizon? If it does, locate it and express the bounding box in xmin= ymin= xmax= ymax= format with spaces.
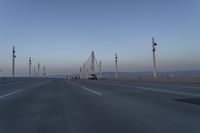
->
xmin=1 ymin=0 xmax=200 ymax=77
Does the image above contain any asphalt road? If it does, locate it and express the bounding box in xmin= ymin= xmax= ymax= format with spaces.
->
xmin=0 ymin=79 xmax=200 ymax=133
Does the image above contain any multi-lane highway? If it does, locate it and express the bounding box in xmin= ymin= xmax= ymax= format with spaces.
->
xmin=0 ymin=79 xmax=200 ymax=133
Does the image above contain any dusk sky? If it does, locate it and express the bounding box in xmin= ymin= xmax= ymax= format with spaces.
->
xmin=0 ymin=0 xmax=200 ymax=77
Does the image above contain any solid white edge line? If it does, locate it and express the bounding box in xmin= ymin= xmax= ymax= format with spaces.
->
xmin=136 ymin=86 xmax=200 ymax=97
xmin=82 ymin=87 xmax=102 ymax=96
xmin=173 ymin=85 xmax=200 ymax=90
xmin=0 ymin=80 xmax=34 ymax=87
xmin=98 ymin=83 xmax=200 ymax=97
xmin=0 ymin=89 xmax=22 ymax=99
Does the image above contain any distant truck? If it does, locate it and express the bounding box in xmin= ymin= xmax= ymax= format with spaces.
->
xmin=87 ymin=74 xmax=97 ymax=80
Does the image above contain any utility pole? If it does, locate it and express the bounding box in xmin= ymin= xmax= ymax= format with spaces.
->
xmin=43 ymin=66 xmax=46 ymax=77
xmin=12 ymin=46 xmax=16 ymax=77
xmin=29 ymin=57 xmax=32 ymax=77
xmin=152 ymin=37 xmax=157 ymax=78
xmin=115 ymin=53 xmax=118 ymax=80
xmin=38 ymin=63 xmax=40 ymax=78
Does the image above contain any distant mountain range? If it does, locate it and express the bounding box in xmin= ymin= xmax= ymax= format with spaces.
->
xmin=48 ymin=70 xmax=200 ymax=78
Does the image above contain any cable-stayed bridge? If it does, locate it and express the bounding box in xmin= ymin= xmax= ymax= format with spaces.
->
xmin=80 ymin=51 xmax=101 ymax=80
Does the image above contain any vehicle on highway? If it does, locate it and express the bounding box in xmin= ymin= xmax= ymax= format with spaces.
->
xmin=87 ymin=74 xmax=97 ymax=80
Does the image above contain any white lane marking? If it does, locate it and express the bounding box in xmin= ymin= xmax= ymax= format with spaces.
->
xmin=99 ymin=83 xmax=134 ymax=88
xmin=98 ymin=83 xmax=200 ymax=97
xmin=81 ymin=87 xmax=102 ymax=96
xmin=136 ymin=86 xmax=200 ymax=97
xmin=106 ymin=83 xmax=200 ymax=90
xmin=0 ymin=89 xmax=22 ymax=99
xmin=0 ymin=80 xmax=34 ymax=87
xmin=173 ymin=85 xmax=200 ymax=90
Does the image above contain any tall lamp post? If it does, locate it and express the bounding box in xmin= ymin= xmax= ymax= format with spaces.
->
xmin=152 ymin=37 xmax=157 ymax=78
xmin=12 ymin=46 xmax=16 ymax=77
xmin=115 ymin=53 xmax=118 ymax=80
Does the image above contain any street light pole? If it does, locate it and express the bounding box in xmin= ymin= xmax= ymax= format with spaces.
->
xmin=12 ymin=46 xmax=16 ymax=77
xmin=115 ymin=53 xmax=118 ymax=80
xmin=29 ymin=57 xmax=32 ymax=77
xmin=152 ymin=37 xmax=157 ymax=78
xmin=34 ymin=67 xmax=36 ymax=77
xmin=99 ymin=61 xmax=102 ymax=78
xmin=43 ymin=66 xmax=46 ymax=77
xmin=38 ymin=63 xmax=40 ymax=78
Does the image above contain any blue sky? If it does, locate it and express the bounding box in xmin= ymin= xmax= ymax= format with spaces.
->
xmin=0 ymin=0 xmax=200 ymax=76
